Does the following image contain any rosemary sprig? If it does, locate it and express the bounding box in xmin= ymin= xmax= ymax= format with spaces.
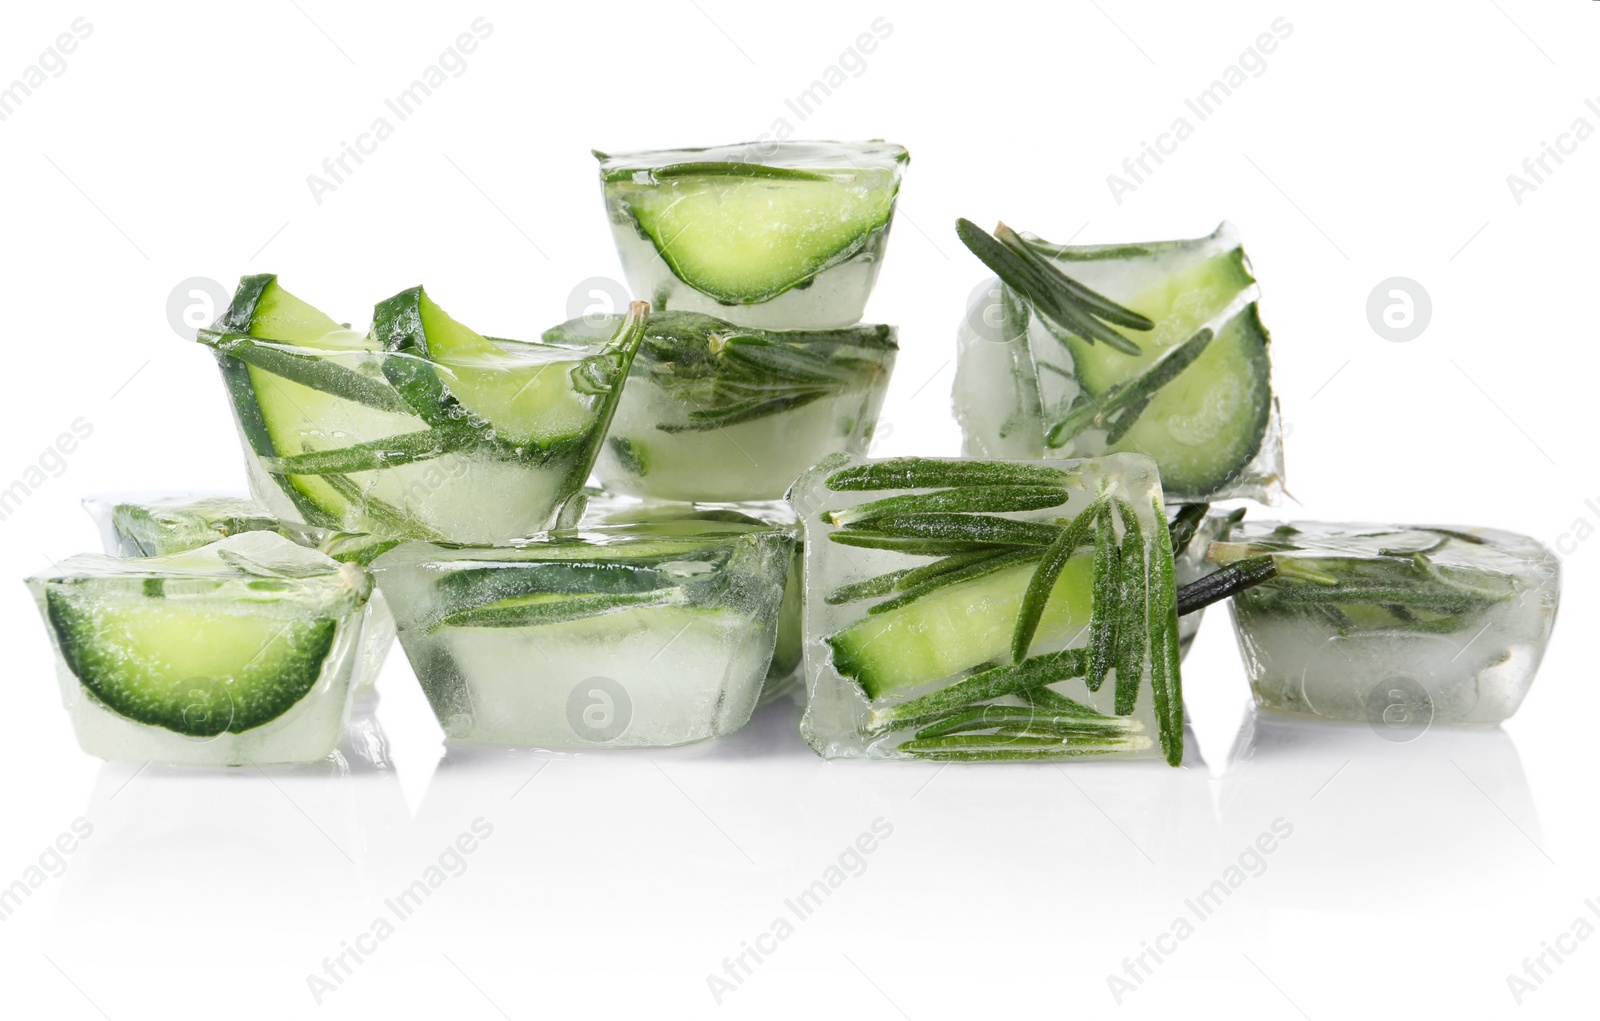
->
xmin=260 ymin=427 xmax=471 ymax=475
xmin=867 ymin=649 xmax=1089 ymax=733
xmin=1147 ymin=496 xmax=1185 ymax=766
xmin=1046 ymin=327 xmax=1214 ymax=446
xmin=836 ymin=513 xmax=1066 ymax=548
xmin=1174 ymin=555 xmax=1278 ymax=616
xmin=900 ymin=735 xmax=1151 ymax=761
xmin=825 ymin=456 xmax=1079 ymax=492
xmin=993 ymin=224 xmax=1155 ymax=331
xmin=1113 ymin=501 xmax=1148 ymax=716
xmin=869 ymin=548 xmax=1043 ymax=616
xmin=914 ymin=705 xmax=1138 ymax=740
xmin=1018 ymin=685 xmax=1115 ymax=718
xmin=822 ymin=485 xmax=1071 ymax=525
xmin=1085 ymin=506 xmax=1121 ymax=690
xmin=955 ymin=219 xmax=1150 ymax=354
xmin=198 ymin=330 xmax=415 ymax=416
xmin=436 ymin=588 xmax=688 ymax=630
xmin=1009 ymin=498 xmax=1105 ymax=661
xmin=824 ymin=570 xmax=910 ymax=605
xmin=1168 ymin=503 xmax=1211 ymax=559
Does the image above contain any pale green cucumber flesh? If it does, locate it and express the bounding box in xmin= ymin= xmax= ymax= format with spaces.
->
xmin=47 ymin=586 xmax=337 ymax=736
xmin=618 ymin=169 xmax=898 ymax=303
xmin=1056 ymin=250 xmax=1270 ymax=494
xmin=827 ymin=557 xmax=1095 ymax=701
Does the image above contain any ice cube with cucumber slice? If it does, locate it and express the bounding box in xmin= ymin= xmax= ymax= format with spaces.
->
xmin=25 ymin=532 xmax=375 ymax=766
xmin=569 ymin=488 xmax=805 ymax=701
xmin=543 ymin=310 xmax=897 ymax=502
xmin=196 ymin=275 xmax=648 ymax=544
xmin=788 ymin=453 xmax=1199 ymax=764
xmin=595 ymin=140 xmax=908 ymax=329
xmin=372 ymin=524 xmax=794 ymax=747
xmin=82 ymin=493 xmax=400 ymax=698
xmin=952 ymin=221 xmax=1283 ymax=502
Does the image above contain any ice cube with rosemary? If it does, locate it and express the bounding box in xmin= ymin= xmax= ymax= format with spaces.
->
xmin=789 ymin=453 xmax=1195 ymax=764
xmin=1214 ymin=522 xmax=1560 ymax=725
xmin=84 ymin=493 xmax=285 ymax=557
xmin=952 ymin=220 xmax=1283 ymax=502
xmin=83 ymin=494 xmax=401 ymax=698
xmin=595 ymin=141 xmax=908 ymax=329
xmin=372 ymin=526 xmax=794 ymax=747
xmin=196 ymin=275 xmax=646 ymax=544
xmin=545 ymin=311 xmax=896 ymax=502
xmin=25 ymin=532 xmax=375 ymax=766
xmin=569 ymin=489 xmax=804 ymax=698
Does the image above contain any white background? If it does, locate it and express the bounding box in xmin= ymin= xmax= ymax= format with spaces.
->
xmin=1 ymin=2 xmax=1597 ymax=1018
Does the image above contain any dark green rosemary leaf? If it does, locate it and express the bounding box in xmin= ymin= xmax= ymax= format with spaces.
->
xmin=822 ymin=485 xmax=1071 ymax=525
xmin=824 ymin=456 xmax=1078 ymax=492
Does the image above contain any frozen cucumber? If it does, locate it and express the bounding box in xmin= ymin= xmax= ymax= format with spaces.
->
xmin=1026 ymin=226 xmax=1273 ymax=496
xmin=598 ymin=146 xmax=906 ymax=304
xmin=45 ymin=585 xmax=339 ymax=737
xmin=371 ymin=286 xmax=601 ymax=449
xmin=827 ymin=558 xmax=1095 ymax=700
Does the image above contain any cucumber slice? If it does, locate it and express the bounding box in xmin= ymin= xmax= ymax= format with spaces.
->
xmin=210 ymin=276 xmax=417 ymax=526
xmin=598 ymin=143 xmax=907 ymax=304
xmin=45 ymin=585 xmax=338 ymax=737
xmin=1023 ymin=224 xmax=1275 ymax=497
xmin=373 ymin=287 xmax=598 ymax=448
xmin=827 ymin=557 xmax=1095 ymax=700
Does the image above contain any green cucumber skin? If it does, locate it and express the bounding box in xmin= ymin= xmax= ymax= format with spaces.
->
xmin=209 ymin=274 xmax=343 ymax=528
xmin=45 ymin=588 xmax=337 ymax=737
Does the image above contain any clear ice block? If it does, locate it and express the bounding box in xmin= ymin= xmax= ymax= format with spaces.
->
xmin=952 ymin=222 xmax=1284 ymax=502
xmin=788 ymin=453 xmax=1187 ymax=764
xmin=570 ymin=488 xmax=804 ymax=700
xmin=544 ymin=311 xmax=896 ymax=502
xmin=84 ymin=493 xmax=284 ymax=557
xmin=1214 ymin=522 xmax=1560 ymax=725
xmin=26 ymin=532 xmax=374 ymax=766
xmin=196 ymin=275 xmax=646 ymax=544
xmin=595 ymin=141 xmax=908 ymax=329
xmin=372 ymin=525 xmax=794 ymax=747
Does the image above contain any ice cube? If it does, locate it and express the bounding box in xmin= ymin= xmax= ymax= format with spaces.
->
xmin=572 ymin=488 xmax=805 ymax=701
xmin=26 ymin=532 xmax=374 ymax=766
xmin=83 ymin=494 xmax=399 ymax=699
xmin=787 ymin=452 xmax=1187 ymax=764
xmin=195 ymin=276 xmax=646 ymax=544
xmin=545 ymin=311 xmax=897 ymax=502
xmin=952 ymin=222 xmax=1284 ymax=502
xmin=1213 ymin=522 xmax=1560 ymax=725
xmin=372 ymin=524 xmax=794 ymax=747
xmin=595 ymin=141 xmax=908 ymax=329
xmin=83 ymin=493 xmax=284 ymax=557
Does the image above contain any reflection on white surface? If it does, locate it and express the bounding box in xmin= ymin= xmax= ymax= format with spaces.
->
xmin=45 ymin=710 xmax=411 ymax=962
xmin=24 ymin=695 xmax=1565 ymax=1018
xmin=1219 ymin=707 xmax=1545 ymax=909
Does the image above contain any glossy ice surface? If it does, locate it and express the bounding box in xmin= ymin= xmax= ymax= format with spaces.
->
xmin=596 ymin=141 xmax=908 ymax=329
xmin=26 ymin=533 xmax=373 ymax=766
xmin=373 ymin=525 xmax=794 ymax=747
xmin=788 ymin=453 xmax=1182 ymax=762
xmin=1218 ymin=521 xmax=1560 ymax=726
